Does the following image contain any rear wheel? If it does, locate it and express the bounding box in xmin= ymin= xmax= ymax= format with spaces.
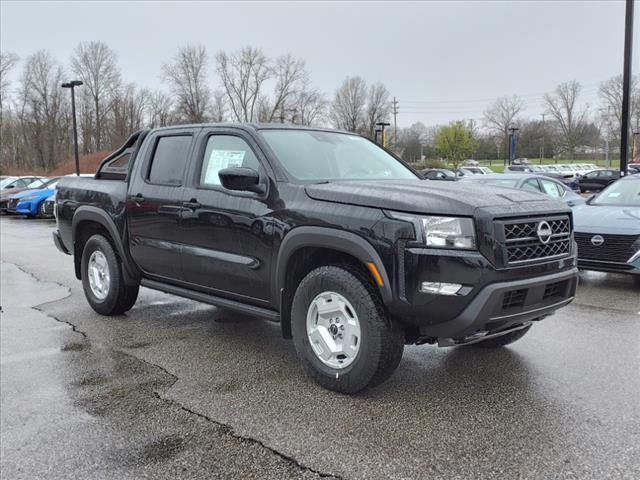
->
xmin=81 ymin=234 xmax=139 ymax=315
xmin=291 ymin=265 xmax=404 ymax=394
xmin=467 ymin=324 xmax=532 ymax=349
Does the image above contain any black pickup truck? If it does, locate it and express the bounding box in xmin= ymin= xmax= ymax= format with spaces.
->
xmin=54 ymin=124 xmax=578 ymax=393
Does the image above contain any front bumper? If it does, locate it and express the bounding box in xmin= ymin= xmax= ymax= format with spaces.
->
xmin=419 ymin=267 xmax=578 ymax=339
xmin=386 ymin=246 xmax=578 ymax=340
xmin=15 ymin=201 xmax=38 ymax=216
xmin=578 ymin=257 xmax=640 ymax=275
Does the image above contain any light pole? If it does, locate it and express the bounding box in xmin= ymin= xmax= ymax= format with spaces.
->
xmin=540 ymin=113 xmax=546 ymax=164
xmin=61 ymin=80 xmax=83 ymax=176
xmin=376 ymin=122 xmax=391 ymax=147
xmin=619 ymin=0 xmax=634 ymax=176
xmin=508 ymin=126 xmax=520 ymax=165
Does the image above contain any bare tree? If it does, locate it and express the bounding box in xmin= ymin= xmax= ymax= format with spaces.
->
xmin=216 ymin=46 xmax=271 ymax=122
xmin=110 ymin=83 xmax=149 ymax=145
xmin=71 ymin=41 xmax=121 ymax=151
xmin=364 ymin=82 xmax=391 ymax=138
xmin=483 ymin=95 xmax=525 ymax=160
xmin=330 ymin=76 xmax=367 ymax=132
xmin=598 ymin=74 xmax=639 ymax=142
xmin=147 ymin=90 xmax=173 ymax=128
xmin=0 ymin=52 xmax=19 ymax=115
xmin=268 ymin=54 xmax=307 ymax=122
xmin=19 ymin=50 xmax=69 ymax=170
xmin=290 ymin=83 xmax=327 ymax=126
xmin=162 ymin=45 xmax=211 ymax=123
xmin=544 ymin=80 xmax=590 ymax=159
xmin=210 ymin=89 xmax=227 ymax=122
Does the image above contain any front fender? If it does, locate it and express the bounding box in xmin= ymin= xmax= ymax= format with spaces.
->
xmin=273 ymin=226 xmax=393 ymax=307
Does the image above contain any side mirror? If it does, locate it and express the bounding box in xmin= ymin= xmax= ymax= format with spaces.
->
xmin=5 ymin=185 xmax=15 ymax=189
xmin=218 ymin=167 xmax=263 ymax=193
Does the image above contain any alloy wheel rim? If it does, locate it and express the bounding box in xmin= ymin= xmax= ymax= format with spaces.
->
xmin=88 ymin=250 xmax=110 ymax=300
xmin=306 ymin=291 xmax=361 ymax=369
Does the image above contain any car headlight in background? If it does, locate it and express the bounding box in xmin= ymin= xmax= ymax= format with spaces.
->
xmin=386 ymin=212 xmax=477 ymax=250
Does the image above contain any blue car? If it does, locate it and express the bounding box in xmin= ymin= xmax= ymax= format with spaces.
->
xmin=573 ymin=174 xmax=640 ymax=278
xmin=9 ymin=177 xmax=60 ymax=217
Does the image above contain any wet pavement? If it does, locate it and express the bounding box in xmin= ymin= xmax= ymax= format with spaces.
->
xmin=1 ymin=216 xmax=639 ymax=479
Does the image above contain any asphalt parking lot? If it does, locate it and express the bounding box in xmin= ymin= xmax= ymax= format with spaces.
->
xmin=1 ymin=216 xmax=639 ymax=480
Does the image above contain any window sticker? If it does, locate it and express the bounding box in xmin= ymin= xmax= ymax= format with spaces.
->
xmin=203 ymin=150 xmax=245 ymax=184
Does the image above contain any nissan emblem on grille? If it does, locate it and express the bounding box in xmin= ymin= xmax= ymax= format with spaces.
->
xmin=591 ymin=235 xmax=604 ymax=246
xmin=536 ymin=221 xmax=552 ymax=245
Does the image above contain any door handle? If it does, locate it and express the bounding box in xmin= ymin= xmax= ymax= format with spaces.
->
xmin=182 ymin=199 xmax=201 ymax=210
xmin=132 ymin=194 xmax=145 ymax=205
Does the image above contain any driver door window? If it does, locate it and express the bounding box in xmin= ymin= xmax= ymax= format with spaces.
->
xmin=200 ymin=135 xmax=260 ymax=188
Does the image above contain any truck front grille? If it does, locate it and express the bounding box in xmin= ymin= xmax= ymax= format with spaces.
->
xmin=499 ymin=215 xmax=572 ymax=266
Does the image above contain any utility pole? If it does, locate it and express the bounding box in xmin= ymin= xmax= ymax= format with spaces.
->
xmin=620 ymin=0 xmax=634 ymax=176
xmin=392 ymin=97 xmax=399 ymax=146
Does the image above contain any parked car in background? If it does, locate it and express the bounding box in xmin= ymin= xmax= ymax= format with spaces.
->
xmin=7 ymin=177 xmax=61 ymax=216
xmin=421 ymin=168 xmax=459 ymax=180
xmin=0 ymin=176 xmax=45 ymax=191
xmin=504 ymin=165 xmax=533 ymax=173
xmin=462 ymin=173 xmax=585 ymax=207
xmin=578 ymin=169 xmax=621 ymax=193
xmin=573 ymin=175 xmax=640 ymax=279
xmin=462 ymin=159 xmax=479 ymax=166
xmin=39 ymin=193 xmax=56 ymax=219
xmin=512 ymin=158 xmax=530 ymax=165
xmin=0 ymin=177 xmax=48 ymax=213
xmin=459 ymin=166 xmax=494 ymax=175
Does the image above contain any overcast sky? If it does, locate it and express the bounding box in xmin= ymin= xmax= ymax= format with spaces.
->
xmin=2 ymin=0 xmax=638 ymax=127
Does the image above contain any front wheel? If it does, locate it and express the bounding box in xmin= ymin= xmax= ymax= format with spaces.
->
xmin=291 ymin=265 xmax=404 ymax=394
xmin=81 ymin=234 xmax=139 ymax=316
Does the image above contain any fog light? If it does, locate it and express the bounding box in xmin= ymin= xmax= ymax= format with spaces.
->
xmin=420 ymin=282 xmax=463 ymax=295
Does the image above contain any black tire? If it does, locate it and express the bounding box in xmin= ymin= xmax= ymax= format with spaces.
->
xmin=291 ymin=265 xmax=404 ymax=394
xmin=81 ymin=234 xmax=139 ymax=316
xmin=579 ymin=187 xmax=585 ymax=193
xmin=467 ymin=324 xmax=532 ymax=349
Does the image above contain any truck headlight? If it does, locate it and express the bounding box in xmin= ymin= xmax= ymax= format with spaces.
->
xmin=422 ymin=216 xmax=476 ymax=249
xmin=386 ymin=212 xmax=477 ymax=250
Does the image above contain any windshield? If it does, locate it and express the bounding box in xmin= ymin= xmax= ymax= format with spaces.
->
xmin=26 ymin=179 xmax=45 ymax=188
xmin=260 ymin=130 xmax=418 ymax=182
xmin=39 ymin=177 xmax=60 ymax=189
xmin=592 ymin=178 xmax=640 ymax=206
xmin=0 ymin=177 xmax=18 ymax=189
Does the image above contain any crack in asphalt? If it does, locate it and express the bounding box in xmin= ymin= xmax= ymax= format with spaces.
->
xmin=6 ymin=261 xmax=343 ymax=480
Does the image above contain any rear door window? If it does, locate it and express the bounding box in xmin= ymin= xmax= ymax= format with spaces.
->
xmin=147 ymin=135 xmax=192 ymax=185
xmin=522 ymin=179 xmax=541 ymax=192
xmin=539 ymin=179 xmax=563 ymax=198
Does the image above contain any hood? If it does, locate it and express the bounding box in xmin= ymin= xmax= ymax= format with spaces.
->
xmin=573 ymin=204 xmax=640 ymax=235
xmin=0 ymin=187 xmax=30 ymax=199
xmin=16 ymin=187 xmax=53 ymax=201
xmin=305 ymin=179 xmax=565 ymax=217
